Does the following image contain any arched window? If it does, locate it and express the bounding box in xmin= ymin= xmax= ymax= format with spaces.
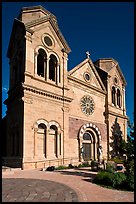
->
xmin=37 ymin=49 xmax=47 ymax=79
xmin=112 ymin=86 xmax=116 ymax=105
xmin=83 ymin=132 xmax=91 ymax=140
xmin=117 ymin=89 xmax=121 ymax=108
xmin=49 ymin=54 xmax=57 ymax=83
xmin=38 ymin=123 xmax=47 ymax=157
xmin=59 ymin=65 xmax=61 ymax=83
xmin=50 ymin=125 xmax=58 ymax=157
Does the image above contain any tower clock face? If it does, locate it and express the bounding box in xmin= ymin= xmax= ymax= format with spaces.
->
xmin=80 ymin=95 xmax=95 ymax=116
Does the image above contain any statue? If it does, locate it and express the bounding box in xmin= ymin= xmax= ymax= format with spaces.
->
xmin=98 ymin=145 xmax=102 ymax=164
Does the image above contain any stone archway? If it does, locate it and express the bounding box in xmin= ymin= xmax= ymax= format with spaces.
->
xmin=79 ymin=123 xmax=102 ymax=162
xmin=34 ymin=119 xmax=49 ymax=159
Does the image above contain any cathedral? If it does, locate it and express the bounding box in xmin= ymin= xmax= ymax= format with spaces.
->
xmin=3 ymin=5 xmax=128 ymax=169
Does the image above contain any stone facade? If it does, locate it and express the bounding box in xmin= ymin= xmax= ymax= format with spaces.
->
xmin=3 ymin=5 xmax=128 ymax=169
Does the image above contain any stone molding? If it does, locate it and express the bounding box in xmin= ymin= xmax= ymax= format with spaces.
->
xmin=23 ymin=83 xmax=73 ymax=103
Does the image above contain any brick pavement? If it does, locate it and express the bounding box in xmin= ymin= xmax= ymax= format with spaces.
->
xmin=2 ymin=178 xmax=78 ymax=202
xmin=2 ymin=168 xmax=134 ymax=202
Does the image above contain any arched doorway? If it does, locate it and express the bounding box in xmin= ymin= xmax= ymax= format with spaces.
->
xmin=82 ymin=131 xmax=97 ymax=161
xmin=82 ymin=130 xmax=98 ymax=161
xmin=79 ymin=123 xmax=102 ymax=162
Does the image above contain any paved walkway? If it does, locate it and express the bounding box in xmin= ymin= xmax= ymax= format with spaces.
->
xmin=2 ymin=167 xmax=134 ymax=202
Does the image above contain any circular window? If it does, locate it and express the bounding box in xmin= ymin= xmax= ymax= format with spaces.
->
xmin=42 ymin=34 xmax=54 ymax=49
xmin=44 ymin=36 xmax=52 ymax=47
xmin=84 ymin=72 xmax=91 ymax=82
xmin=80 ymin=95 xmax=94 ymax=116
xmin=113 ymin=77 xmax=118 ymax=84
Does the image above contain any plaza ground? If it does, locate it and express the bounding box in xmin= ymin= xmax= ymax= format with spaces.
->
xmin=2 ymin=167 xmax=134 ymax=202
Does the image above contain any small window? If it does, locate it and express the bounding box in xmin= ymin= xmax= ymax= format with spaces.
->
xmin=42 ymin=34 xmax=54 ymax=49
xmin=112 ymin=86 xmax=116 ymax=105
xmin=38 ymin=123 xmax=46 ymax=129
xmin=83 ymin=132 xmax=91 ymax=140
xmin=114 ymin=77 xmax=118 ymax=84
xmin=37 ymin=49 xmax=47 ymax=78
xmin=49 ymin=54 xmax=57 ymax=82
xmin=117 ymin=89 xmax=121 ymax=108
xmin=44 ymin=36 xmax=52 ymax=47
xmin=84 ymin=72 xmax=91 ymax=82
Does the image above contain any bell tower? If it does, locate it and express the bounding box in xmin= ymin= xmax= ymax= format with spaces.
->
xmin=4 ymin=5 xmax=71 ymax=168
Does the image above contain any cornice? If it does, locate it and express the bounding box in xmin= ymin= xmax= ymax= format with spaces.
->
xmin=24 ymin=16 xmax=71 ymax=54
xmin=25 ymin=15 xmax=50 ymax=28
xmin=68 ymin=58 xmax=106 ymax=92
xmin=106 ymin=110 xmax=128 ymax=120
xmin=22 ymin=83 xmax=73 ymax=103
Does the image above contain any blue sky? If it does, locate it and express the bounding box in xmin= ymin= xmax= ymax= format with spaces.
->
xmin=2 ymin=2 xmax=134 ymax=124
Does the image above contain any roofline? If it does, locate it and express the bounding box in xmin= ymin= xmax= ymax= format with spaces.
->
xmin=18 ymin=5 xmax=57 ymax=20
xmin=94 ymin=58 xmax=127 ymax=86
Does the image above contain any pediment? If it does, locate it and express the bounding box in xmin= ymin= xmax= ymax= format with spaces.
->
xmin=24 ymin=13 xmax=71 ymax=54
xmin=68 ymin=58 xmax=106 ymax=92
xmin=108 ymin=63 xmax=126 ymax=87
xmin=94 ymin=58 xmax=126 ymax=87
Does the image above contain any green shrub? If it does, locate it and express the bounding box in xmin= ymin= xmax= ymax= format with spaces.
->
xmin=124 ymin=159 xmax=134 ymax=191
xmin=78 ymin=162 xmax=91 ymax=168
xmin=77 ymin=164 xmax=82 ymax=168
xmin=93 ymin=171 xmax=114 ymax=186
xmin=110 ymin=157 xmax=125 ymax=164
xmin=112 ymin=172 xmax=127 ymax=188
xmin=55 ymin=165 xmax=70 ymax=170
xmin=124 ymin=173 xmax=134 ymax=191
xmin=93 ymin=171 xmax=128 ymax=190
xmin=106 ymin=163 xmax=115 ymax=173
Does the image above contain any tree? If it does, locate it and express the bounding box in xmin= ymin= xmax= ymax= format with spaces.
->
xmin=110 ymin=116 xmax=134 ymax=160
xmin=110 ymin=117 xmax=123 ymax=158
xmin=126 ymin=118 xmax=134 ymax=161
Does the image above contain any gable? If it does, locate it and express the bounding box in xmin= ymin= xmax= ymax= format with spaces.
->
xmin=68 ymin=58 xmax=106 ymax=92
xmin=29 ymin=21 xmax=68 ymax=54
xmin=23 ymin=10 xmax=71 ymax=53
xmin=94 ymin=58 xmax=126 ymax=87
xmin=109 ymin=64 xmax=126 ymax=87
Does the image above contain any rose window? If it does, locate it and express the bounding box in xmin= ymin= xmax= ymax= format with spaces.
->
xmin=80 ymin=95 xmax=94 ymax=115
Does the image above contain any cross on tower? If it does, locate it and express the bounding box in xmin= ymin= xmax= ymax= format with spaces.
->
xmin=86 ymin=51 xmax=90 ymax=59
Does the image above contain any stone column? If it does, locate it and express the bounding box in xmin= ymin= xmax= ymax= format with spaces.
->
xmin=45 ymin=130 xmax=48 ymax=159
xmin=94 ymin=143 xmax=97 ymax=160
xmin=91 ymin=143 xmax=93 ymax=159
xmin=57 ymin=64 xmax=60 ymax=85
xmin=122 ymin=86 xmax=126 ymax=115
xmin=44 ymin=57 xmax=47 ymax=80
xmin=46 ymin=57 xmax=50 ymax=82
xmin=80 ymin=145 xmax=84 ymax=162
xmin=34 ymin=128 xmax=38 ymax=158
xmin=34 ymin=51 xmax=38 ymax=75
xmin=57 ymin=133 xmax=60 ymax=157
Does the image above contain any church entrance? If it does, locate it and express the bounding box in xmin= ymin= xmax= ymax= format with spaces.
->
xmin=82 ymin=143 xmax=91 ymax=161
xmin=82 ymin=131 xmax=97 ymax=161
xmin=79 ymin=123 xmax=102 ymax=162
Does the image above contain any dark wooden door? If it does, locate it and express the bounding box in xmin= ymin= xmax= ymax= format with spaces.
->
xmin=83 ymin=143 xmax=91 ymax=161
